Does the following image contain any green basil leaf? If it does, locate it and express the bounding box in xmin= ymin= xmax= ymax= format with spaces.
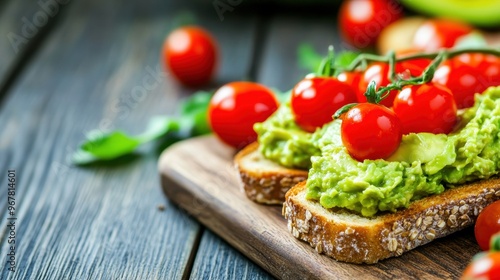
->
xmin=454 ymin=32 xmax=488 ymax=49
xmin=334 ymin=51 xmax=360 ymax=69
xmin=72 ymin=90 xmax=215 ymax=165
xmin=298 ymin=43 xmax=324 ymax=73
xmin=137 ymin=116 xmax=180 ymax=142
xmin=72 ymin=131 xmax=141 ymax=164
xmin=181 ymin=91 xmax=213 ymax=115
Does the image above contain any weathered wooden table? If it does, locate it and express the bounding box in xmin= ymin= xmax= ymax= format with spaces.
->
xmin=0 ymin=0 xmax=348 ymax=279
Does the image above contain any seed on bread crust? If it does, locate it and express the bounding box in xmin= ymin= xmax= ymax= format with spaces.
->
xmin=235 ymin=142 xmax=308 ymax=204
xmin=283 ymin=180 xmax=500 ymax=264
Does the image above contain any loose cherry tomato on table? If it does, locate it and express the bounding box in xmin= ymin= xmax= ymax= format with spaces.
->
xmin=412 ymin=19 xmax=473 ymax=52
xmin=339 ymin=0 xmax=403 ymax=49
xmin=432 ymin=59 xmax=486 ymax=109
xmin=341 ymin=103 xmax=402 ymax=161
xmin=462 ymin=233 xmax=500 ymax=280
xmin=291 ymin=77 xmax=357 ymax=132
xmin=163 ymin=26 xmax=218 ymax=87
xmin=475 ymin=200 xmax=500 ymax=251
xmin=393 ymin=83 xmax=457 ymax=134
xmin=208 ymin=82 xmax=279 ymax=148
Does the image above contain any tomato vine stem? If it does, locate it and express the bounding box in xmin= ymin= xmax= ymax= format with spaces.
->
xmin=345 ymin=47 xmax=500 ymax=72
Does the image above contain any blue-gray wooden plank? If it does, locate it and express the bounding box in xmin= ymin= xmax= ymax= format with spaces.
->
xmin=190 ymin=230 xmax=274 ymax=280
xmin=0 ymin=0 xmax=69 ymax=92
xmin=0 ymin=0 xmax=258 ymax=279
xmin=256 ymin=15 xmax=349 ymax=91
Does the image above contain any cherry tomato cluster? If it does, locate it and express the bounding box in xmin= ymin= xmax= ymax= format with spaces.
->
xmin=289 ymin=51 xmax=500 ymax=161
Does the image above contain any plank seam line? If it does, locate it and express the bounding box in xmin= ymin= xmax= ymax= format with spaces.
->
xmin=248 ymin=16 xmax=271 ymax=81
xmin=0 ymin=1 xmax=73 ymax=109
xmin=182 ymin=227 xmax=204 ymax=280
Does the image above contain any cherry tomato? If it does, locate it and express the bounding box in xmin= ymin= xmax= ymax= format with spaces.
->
xmin=291 ymin=77 xmax=357 ymax=132
xmin=412 ymin=19 xmax=473 ymax=52
xmin=397 ymin=49 xmax=432 ymax=77
xmin=339 ymin=0 xmax=403 ymax=49
xmin=163 ymin=26 xmax=218 ymax=87
xmin=393 ymin=83 xmax=457 ymax=134
xmin=455 ymin=53 xmax=500 ymax=88
xmin=341 ymin=103 xmax=402 ymax=161
xmin=475 ymin=200 xmax=500 ymax=251
xmin=337 ymin=71 xmax=363 ymax=95
xmin=461 ymin=251 xmax=500 ymax=280
xmin=357 ymin=62 xmax=421 ymax=107
xmin=208 ymin=82 xmax=279 ymax=148
xmin=399 ymin=58 xmax=432 ymax=78
xmin=432 ymin=59 xmax=486 ymax=109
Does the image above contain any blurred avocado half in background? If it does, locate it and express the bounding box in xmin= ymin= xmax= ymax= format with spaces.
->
xmin=401 ymin=0 xmax=500 ymax=28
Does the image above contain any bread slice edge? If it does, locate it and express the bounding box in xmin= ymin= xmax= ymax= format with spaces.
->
xmin=283 ymin=179 xmax=500 ymax=264
xmin=234 ymin=142 xmax=308 ymax=204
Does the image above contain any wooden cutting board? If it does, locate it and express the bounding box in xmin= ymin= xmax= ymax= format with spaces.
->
xmin=158 ymin=135 xmax=481 ymax=279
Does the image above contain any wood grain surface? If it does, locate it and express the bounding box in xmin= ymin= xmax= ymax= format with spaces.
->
xmin=0 ymin=0 xmax=267 ymax=278
xmin=0 ymin=0 xmax=68 ymax=96
xmin=160 ymin=135 xmax=482 ymax=280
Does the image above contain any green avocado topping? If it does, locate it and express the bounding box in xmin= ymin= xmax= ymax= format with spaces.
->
xmin=256 ymin=86 xmax=500 ymax=217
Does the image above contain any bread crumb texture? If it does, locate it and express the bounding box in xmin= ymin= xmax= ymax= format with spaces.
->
xmin=284 ymin=182 xmax=500 ymax=264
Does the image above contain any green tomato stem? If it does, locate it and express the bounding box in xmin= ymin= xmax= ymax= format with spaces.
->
xmin=346 ymin=47 xmax=500 ymax=72
xmin=356 ymin=47 xmax=499 ymax=105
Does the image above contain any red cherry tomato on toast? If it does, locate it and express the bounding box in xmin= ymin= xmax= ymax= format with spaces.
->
xmin=433 ymin=59 xmax=487 ymax=109
xmin=208 ymin=82 xmax=279 ymax=148
xmin=163 ymin=26 xmax=218 ymax=87
xmin=358 ymin=62 xmax=415 ymax=107
xmin=337 ymin=71 xmax=363 ymax=97
xmin=341 ymin=103 xmax=402 ymax=161
xmin=339 ymin=0 xmax=403 ymax=48
xmin=455 ymin=53 xmax=500 ymax=89
xmin=475 ymin=200 xmax=500 ymax=251
xmin=393 ymin=83 xmax=457 ymax=134
xmin=291 ymin=77 xmax=357 ymax=132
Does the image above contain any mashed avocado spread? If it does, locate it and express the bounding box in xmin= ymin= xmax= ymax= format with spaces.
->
xmin=255 ymin=87 xmax=500 ymax=217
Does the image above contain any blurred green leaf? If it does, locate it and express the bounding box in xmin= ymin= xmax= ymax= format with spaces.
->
xmin=72 ymin=91 xmax=213 ymax=165
xmin=298 ymin=43 xmax=324 ymax=73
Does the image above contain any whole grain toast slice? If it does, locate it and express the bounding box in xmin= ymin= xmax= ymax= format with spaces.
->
xmin=234 ymin=142 xmax=308 ymax=204
xmin=283 ymin=180 xmax=500 ymax=264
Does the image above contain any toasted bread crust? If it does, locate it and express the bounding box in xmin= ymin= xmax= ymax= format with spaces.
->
xmin=284 ymin=180 xmax=500 ymax=264
xmin=235 ymin=142 xmax=308 ymax=204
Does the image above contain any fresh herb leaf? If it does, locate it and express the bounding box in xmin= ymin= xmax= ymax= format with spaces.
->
xmin=298 ymin=43 xmax=324 ymax=73
xmin=297 ymin=43 xmax=360 ymax=76
xmin=72 ymin=131 xmax=142 ymax=165
xmin=334 ymin=51 xmax=360 ymax=69
xmin=181 ymin=91 xmax=212 ymax=115
xmin=454 ymin=32 xmax=488 ymax=49
xmin=137 ymin=116 xmax=180 ymax=142
xmin=72 ymin=91 xmax=213 ymax=165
